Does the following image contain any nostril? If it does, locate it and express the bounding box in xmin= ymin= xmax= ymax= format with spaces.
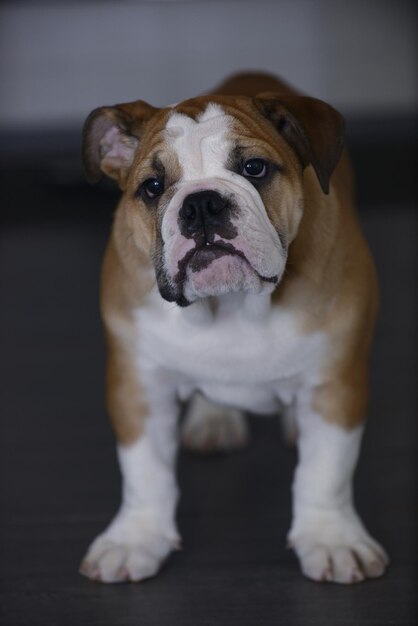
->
xmin=183 ymin=203 xmax=196 ymax=221
xmin=207 ymin=196 xmax=225 ymax=215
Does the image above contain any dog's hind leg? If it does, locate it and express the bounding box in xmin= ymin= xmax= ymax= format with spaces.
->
xmin=181 ymin=392 xmax=249 ymax=454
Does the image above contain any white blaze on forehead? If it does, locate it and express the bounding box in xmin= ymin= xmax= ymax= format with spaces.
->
xmin=165 ymin=103 xmax=233 ymax=180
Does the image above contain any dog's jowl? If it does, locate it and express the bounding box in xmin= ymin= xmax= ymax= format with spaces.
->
xmin=79 ymin=73 xmax=389 ymax=584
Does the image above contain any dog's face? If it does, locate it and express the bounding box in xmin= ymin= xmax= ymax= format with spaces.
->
xmin=83 ymin=94 xmax=344 ymax=306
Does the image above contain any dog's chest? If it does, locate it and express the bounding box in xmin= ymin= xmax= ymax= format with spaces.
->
xmin=135 ymin=292 xmax=327 ymax=411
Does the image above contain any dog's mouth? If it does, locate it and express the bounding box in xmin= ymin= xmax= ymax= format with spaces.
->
xmin=174 ymin=241 xmax=278 ymax=286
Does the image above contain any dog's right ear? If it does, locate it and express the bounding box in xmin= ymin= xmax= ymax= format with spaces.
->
xmin=82 ymin=100 xmax=157 ymax=188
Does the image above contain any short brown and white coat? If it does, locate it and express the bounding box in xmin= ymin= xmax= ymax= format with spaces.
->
xmin=79 ymin=73 xmax=388 ymax=584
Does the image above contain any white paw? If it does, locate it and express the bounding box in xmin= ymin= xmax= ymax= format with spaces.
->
xmin=289 ymin=508 xmax=389 ymax=584
xmin=181 ymin=394 xmax=249 ymax=453
xmin=80 ymin=514 xmax=178 ymax=583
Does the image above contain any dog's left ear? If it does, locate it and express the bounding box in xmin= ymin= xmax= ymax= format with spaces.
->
xmin=255 ymin=93 xmax=345 ymax=194
xmin=82 ymin=100 xmax=157 ymax=188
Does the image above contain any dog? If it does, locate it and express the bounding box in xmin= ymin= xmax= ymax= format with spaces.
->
xmin=79 ymin=72 xmax=389 ymax=584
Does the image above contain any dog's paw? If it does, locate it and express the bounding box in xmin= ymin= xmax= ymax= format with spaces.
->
xmin=181 ymin=394 xmax=249 ymax=453
xmin=289 ymin=508 xmax=389 ymax=584
xmin=80 ymin=533 xmax=175 ymax=583
xmin=80 ymin=516 xmax=178 ymax=583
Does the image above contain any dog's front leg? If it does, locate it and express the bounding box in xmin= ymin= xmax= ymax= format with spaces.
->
xmin=288 ymin=385 xmax=389 ymax=584
xmin=80 ymin=330 xmax=180 ymax=584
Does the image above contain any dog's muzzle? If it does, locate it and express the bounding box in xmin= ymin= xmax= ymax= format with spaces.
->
xmin=159 ymin=182 xmax=285 ymax=307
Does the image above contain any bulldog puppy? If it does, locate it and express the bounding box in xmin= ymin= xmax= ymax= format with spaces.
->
xmin=79 ymin=72 xmax=389 ymax=584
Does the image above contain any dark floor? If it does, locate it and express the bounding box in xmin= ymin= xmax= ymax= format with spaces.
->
xmin=0 ymin=130 xmax=417 ymax=625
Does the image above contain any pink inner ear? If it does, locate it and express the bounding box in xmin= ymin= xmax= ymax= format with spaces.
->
xmin=99 ymin=126 xmax=138 ymax=176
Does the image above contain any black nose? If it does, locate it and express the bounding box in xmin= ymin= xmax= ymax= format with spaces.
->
xmin=179 ymin=190 xmax=227 ymax=238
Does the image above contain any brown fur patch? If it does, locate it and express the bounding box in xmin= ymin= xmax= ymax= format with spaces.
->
xmin=271 ymin=158 xmax=378 ymax=428
xmin=100 ymin=214 xmax=155 ymax=444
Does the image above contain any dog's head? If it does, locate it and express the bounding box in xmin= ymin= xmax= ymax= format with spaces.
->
xmin=83 ymin=92 xmax=344 ymax=306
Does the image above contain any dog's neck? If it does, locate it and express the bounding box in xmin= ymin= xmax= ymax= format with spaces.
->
xmin=181 ymin=291 xmax=272 ymax=327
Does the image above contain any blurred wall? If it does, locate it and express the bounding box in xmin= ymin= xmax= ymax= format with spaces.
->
xmin=0 ymin=0 xmax=417 ymax=131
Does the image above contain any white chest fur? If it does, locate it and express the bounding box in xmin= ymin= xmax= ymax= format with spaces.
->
xmin=134 ymin=290 xmax=327 ymax=413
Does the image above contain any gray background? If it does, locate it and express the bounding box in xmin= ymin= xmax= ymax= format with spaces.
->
xmin=1 ymin=0 xmax=417 ymax=131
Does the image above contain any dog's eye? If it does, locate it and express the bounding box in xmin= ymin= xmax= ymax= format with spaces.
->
xmin=243 ymin=159 xmax=267 ymax=178
xmin=142 ymin=177 xmax=164 ymax=199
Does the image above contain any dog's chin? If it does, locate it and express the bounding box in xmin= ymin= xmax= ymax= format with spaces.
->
xmin=181 ymin=250 xmax=275 ymax=304
xmin=158 ymin=244 xmax=280 ymax=307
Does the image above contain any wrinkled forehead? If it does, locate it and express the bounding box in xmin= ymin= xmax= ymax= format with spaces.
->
xmin=164 ymin=103 xmax=234 ymax=179
xmin=135 ymin=98 xmax=281 ymax=178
